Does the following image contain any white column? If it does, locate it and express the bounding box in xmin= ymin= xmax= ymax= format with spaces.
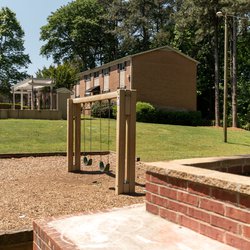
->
xmin=50 ymin=86 xmax=53 ymax=110
xmin=31 ymin=86 xmax=34 ymax=110
xmin=56 ymin=92 xmax=59 ymax=110
xmin=27 ymin=92 xmax=30 ymax=109
xmin=37 ymin=91 xmax=41 ymax=110
xmin=21 ymin=89 xmax=23 ymax=110
xmin=13 ymin=90 xmax=15 ymax=110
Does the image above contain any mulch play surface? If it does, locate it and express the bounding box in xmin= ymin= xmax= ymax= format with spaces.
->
xmin=0 ymin=154 xmax=146 ymax=234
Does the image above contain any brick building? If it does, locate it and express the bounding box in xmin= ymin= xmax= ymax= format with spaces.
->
xmin=75 ymin=46 xmax=198 ymax=111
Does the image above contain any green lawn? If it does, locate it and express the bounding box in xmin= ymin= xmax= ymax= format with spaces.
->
xmin=0 ymin=119 xmax=250 ymax=162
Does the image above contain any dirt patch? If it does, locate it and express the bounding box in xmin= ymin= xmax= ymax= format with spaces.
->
xmin=212 ymin=126 xmax=245 ymax=131
xmin=0 ymin=154 xmax=146 ymax=234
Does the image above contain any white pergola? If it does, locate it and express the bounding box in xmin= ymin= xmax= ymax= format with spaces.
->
xmin=12 ymin=78 xmax=54 ymax=110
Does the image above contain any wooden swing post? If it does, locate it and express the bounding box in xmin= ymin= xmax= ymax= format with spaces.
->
xmin=67 ymin=89 xmax=136 ymax=195
xmin=115 ymin=89 xmax=136 ymax=194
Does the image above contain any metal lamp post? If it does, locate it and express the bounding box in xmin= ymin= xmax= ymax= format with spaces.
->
xmin=216 ymin=11 xmax=228 ymax=143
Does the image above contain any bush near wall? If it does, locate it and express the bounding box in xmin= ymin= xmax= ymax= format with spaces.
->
xmin=0 ymin=103 xmax=29 ymax=110
xmin=136 ymin=102 xmax=209 ymax=126
xmin=154 ymin=109 xmax=206 ymax=126
xmin=95 ymin=101 xmax=208 ymax=126
xmin=91 ymin=101 xmax=115 ymax=118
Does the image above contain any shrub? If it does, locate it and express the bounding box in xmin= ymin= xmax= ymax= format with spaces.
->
xmin=112 ymin=104 xmax=117 ymax=118
xmin=95 ymin=100 xmax=208 ymax=126
xmin=136 ymin=102 xmax=156 ymax=122
xmin=91 ymin=101 xmax=114 ymax=118
xmin=0 ymin=103 xmax=28 ymax=109
xmin=155 ymin=109 xmax=205 ymax=126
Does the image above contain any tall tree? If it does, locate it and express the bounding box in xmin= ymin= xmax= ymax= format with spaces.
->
xmin=40 ymin=0 xmax=116 ymax=71
xmin=235 ymin=13 xmax=250 ymax=128
xmin=173 ymin=0 xmax=249 ymax=125
xmin=151 ymin=0 xmax=181 ymax=47
xmin=36 ymin=63 xmax=78 ymax=90
xmin=173 ymin=0 xmax=228 ymax=125
xmin=225 ymin=1 xmax=250 ymax=127
xmin=103 ymin=0 xmax=180 ymax=55
xmin=0 ymin=7 xmax=30 ymax=98
xmin=231 ymin=17 xmax=237 ymax=127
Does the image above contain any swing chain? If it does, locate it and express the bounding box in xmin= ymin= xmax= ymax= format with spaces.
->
xmin=83 ymin=102 xmax=92 ymax=166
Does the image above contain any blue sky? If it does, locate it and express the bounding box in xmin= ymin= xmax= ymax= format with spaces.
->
xmin=0 ymin=0 xmax=71 ymax=76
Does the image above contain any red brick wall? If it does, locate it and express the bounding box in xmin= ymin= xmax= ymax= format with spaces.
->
xmin=78 ymin=61 xmax=131 ymax=97
xmin=132 ymin=50 xmax=197 ymax=111
xmin=146 ymin=172 xmax=250 ymax=250
xmin=109 ymin=65 xmax=119 ymax=91
xmin=33 ymin=219 xmax=77 ymax=250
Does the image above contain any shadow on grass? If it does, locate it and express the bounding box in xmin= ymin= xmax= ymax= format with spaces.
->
xmin=227 ymin=142 xmax=250 ymax=147
xmin=81 ymin=117 xmax=96 ymax=121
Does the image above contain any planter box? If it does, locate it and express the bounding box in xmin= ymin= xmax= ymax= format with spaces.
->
xmin=145 ymin=155 xmax=250 ymax=250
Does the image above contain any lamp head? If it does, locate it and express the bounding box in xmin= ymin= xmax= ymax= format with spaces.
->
xmin=216 ymin=11 xmax=224 ymax=17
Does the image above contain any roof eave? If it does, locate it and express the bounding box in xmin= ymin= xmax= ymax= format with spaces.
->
xmin=78 ymin=45 xmax=199 ymax=78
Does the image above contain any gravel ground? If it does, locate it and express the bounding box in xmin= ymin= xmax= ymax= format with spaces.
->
xmin=0 ymin=154 xmax=146 ymax=234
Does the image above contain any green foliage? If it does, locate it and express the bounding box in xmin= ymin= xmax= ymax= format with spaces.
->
xmin=0 ymin=103 xmax=28 ymax=110
xmin=39 ymin=0 xmax=250 ymax=126
xmin=136 ymin=104 xmax=206 ymax=126
xmin=136 ymin=102 xmax=156 ymax=122
xmin=112 ymin=101 xmax=156 ymax=120
xmin=113 ymin=101 xmax=207 ymax=126
xmin=36 ymin=63 xmax=78 ymax=90
xmin=155 ymin=110 xmax=207 ymax=126
xmin=91 ymin=101 xmax=114 ymax=118
xmin=103 ymin=0 xmax=178 ymax=55
xmin=40 ymin=0 xmax=117 ymax=70
xmin=0 ymin=7 xmax=31 ymax=97
xmin=1 ymin=103 xmax=15 ymax=109
xmin=135 ymin=101 xmax=207 ymax=126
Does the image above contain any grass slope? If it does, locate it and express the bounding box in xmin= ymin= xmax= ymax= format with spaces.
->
xmin=0 ymin=119 xmax=250 ymax=162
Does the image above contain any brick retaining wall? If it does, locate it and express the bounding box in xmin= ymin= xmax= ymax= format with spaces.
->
xmin=146 ymin=156 xmax=250 ymax=250
xmin=33 ymin=219 xmax=71 ymax=250
xmin=0 ymin=109 xmax=62 ymax=120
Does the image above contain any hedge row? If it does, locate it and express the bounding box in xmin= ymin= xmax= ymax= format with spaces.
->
xmin=0 ymin=103 xmax=29 ymax=110
xmin=92 ymin=101 xmax=209 ymax=126
xmin=91 ymin=101 xmax=115 ymax=118
xmin=136 ymin=102 xmax=209 ymax=126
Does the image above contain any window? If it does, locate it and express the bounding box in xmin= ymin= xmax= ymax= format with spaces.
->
xmin=84 ymin=74 xmax=91 ymax=81
xmin=85 ymin=80 xmax=90 ymax=91
xmin=94 ymin=71 xmax=100 ymax=86
xmin=75 ymin=84 xmax=80 ymax=97
xmin=84 ymin=74 xmax=91 ymax=91
xmin=103 ymin=68 xmax=110 ymax=92
xmin=94 ymin=71 xmax=99 ymax=78
xmin=102 ymin=68 xmax=110 ymax=76
xmin=118 ymin=62 xmax=126 ymax=71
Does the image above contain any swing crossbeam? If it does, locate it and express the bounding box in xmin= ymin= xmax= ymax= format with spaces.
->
xmin=67 ymin=89 xmax=136 ymax=195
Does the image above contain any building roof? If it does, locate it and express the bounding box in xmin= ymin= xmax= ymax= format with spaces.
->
xmin=56 ymin=87 xmax=73 ymax=94
xmin=12 ymin=78 xmax=54 ymax=92
xmin=79 ymin=45 xmax=199 ymax=77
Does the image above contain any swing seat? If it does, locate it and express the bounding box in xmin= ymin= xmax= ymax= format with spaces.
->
xmin=87 ymin=158 xmax=92 ymax=166
xmin=99 ymin=161 xmax=105 ymax=171
xmin=104 ymin=163 xmax=110 ymax=172
xmin=83 ymin=156 xmax=88 ymax=165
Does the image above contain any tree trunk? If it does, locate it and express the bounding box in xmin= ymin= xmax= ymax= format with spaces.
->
xmin=214 ymin=20 xmax=220 ymax=126
xmin=232 ymin=17 xmax=237 ymax=127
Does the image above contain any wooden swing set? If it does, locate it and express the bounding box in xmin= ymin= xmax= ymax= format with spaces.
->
xmin=67 ymin=89 xmax=136 ymax=195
